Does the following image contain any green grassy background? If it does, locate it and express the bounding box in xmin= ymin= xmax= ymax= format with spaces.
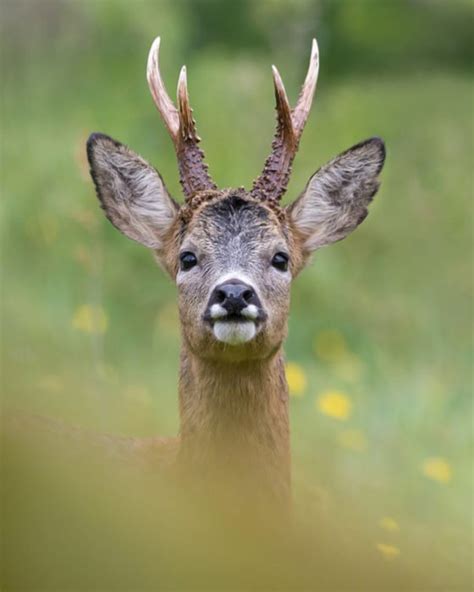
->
xmin=2 ymin=0 xmax=473 ymax=588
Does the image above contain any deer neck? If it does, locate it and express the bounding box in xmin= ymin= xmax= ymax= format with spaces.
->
xmin=177 ymin=345 xmax=291 ymax=504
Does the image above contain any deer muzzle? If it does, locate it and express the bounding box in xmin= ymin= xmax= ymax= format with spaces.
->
xmin=203 ymin=279 xmax=267 ymax=345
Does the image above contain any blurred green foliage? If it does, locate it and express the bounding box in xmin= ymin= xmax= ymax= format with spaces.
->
xmin=1 ymin=0 xmax=473 ymax=589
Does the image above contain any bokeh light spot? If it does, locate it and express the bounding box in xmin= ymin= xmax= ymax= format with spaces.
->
xmin=285 ymin=362 xmax=307 ymax=397
xmin=72 ymin=305 xmax=108 ymax=335
xmin=421 ymin=457 xmax=452 ymax=484
xmin=376 ymin=543 xmax=400 ymax=559
xmin=379 ymin=517 xmax=400 ymax=532
xmin=316 ymin=390 xmax=352 ymax=420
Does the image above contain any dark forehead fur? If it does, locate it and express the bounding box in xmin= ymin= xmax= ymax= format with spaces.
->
xmin=182 ymin=189 xmax=288 ymax=242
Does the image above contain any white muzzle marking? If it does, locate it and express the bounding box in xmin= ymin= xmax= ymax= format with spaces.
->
xmin=209 ymin=303 xmax=228 ymax=320
xmin=241 ymin=304 xmax=259 ymax=320
xmin=213 ymin=321 xmax=256 ymax=345
xmin=208 ymin=276 xmax=261 ymax=345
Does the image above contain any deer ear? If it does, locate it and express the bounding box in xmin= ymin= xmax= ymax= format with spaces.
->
xmin=288 ymin=137 xmax=385 ymax=252
xmin=87 ymin=133 xmax=179 ymax=249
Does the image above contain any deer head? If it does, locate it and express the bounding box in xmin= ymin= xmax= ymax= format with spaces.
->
xmin=87 ymin=37 xmax=385 ymax=364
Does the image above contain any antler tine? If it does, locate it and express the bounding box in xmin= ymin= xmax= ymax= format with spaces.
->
xmin=146 ymin=36 xmax=216 ymax=200
xmin=177 ymin=66 xmax=200 ymax=142
xmin=250 ymin=39 xmax=320 ymax=203
xmin=146 ymin=37 xmax=180 ymax=140
xmin=271 ymin=65 xmax=296 ymax=149
xmin=292 ymin=38 xmax=319 ymax=136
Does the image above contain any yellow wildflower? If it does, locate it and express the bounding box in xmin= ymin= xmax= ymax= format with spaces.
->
xmin=314 ymin=329 xmax=347 ymax=362
xmin=285 ymin=362 xmax=307 ymax=397
xmin=72 ymin=304 xmax=108 ymax=335
xmin=421 ymin=457 xmax=452 ymax=484
xmin=337 ymin=428 xmax=367 ymax=451
xmin=376 ymin=543 xmax=400 ymax=559
xmin=316 ymin=390 xmax=352 ymax=420
xmin=379 ymin=517 xmax=400 ymax=533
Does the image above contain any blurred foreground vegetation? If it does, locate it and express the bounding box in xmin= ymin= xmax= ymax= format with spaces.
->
xmin=1 ymin=0 xmax=473 ymax=589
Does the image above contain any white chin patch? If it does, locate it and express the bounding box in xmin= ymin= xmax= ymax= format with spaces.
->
xmin=213 ymin=321 xmax=256 ymax=345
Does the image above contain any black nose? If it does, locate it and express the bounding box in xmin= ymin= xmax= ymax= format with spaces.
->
xmin=210 ymin=280 xmax=259 ymax=315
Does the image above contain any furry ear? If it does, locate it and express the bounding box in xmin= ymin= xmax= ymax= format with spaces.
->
xmin=87 ymin=133 xmax=179 ymax=249
xmin=288 ymin=137 xmax=385 ymax=252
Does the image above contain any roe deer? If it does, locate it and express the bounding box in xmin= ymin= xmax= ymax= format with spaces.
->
xmin=86 ymin=36 xmax=385 ymax=510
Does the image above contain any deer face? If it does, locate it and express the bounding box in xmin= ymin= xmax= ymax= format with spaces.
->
xmin=87 ymin=38 xmax=385 ymax=363
xmin=173 ymin=191 xmax=295 ymax=360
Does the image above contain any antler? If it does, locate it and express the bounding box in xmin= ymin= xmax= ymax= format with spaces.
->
xmin=146 ymin=37 xmax=217 ymax=200
xmin=250 ymin=39 xmax=319 ymax=203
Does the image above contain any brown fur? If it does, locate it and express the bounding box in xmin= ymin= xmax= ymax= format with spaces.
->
xmin=177 ymin=347 xmax=291 ymax=510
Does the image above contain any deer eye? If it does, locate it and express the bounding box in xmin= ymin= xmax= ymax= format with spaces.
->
xmin=179 ymin=251 xmax=198 ymax=271
xmin=271 ymin=252 xmax=289 ymax=272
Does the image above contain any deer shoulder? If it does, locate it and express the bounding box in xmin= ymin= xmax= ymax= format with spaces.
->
xmin=4 ymin=412 xmax=179 ymax=471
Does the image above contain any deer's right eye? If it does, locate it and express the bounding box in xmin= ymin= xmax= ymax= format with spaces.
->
xmin=179 ymin=251 xmax=198 ymax=271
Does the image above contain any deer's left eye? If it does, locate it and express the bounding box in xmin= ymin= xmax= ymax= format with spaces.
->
xmin=271 ymin=252 xmax=289 ymax=272
xmin=179 ymin=251 xmax=198 ymax=271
